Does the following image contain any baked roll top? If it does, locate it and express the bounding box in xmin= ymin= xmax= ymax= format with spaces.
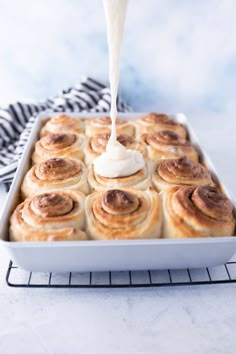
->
xmin=85 ymin=133 xmax=147 ymax=165
xmin=21 ymin=158 xmax=89 ymax=198
xmin=88 ymin=162 xmax=151 ymax=191
xmin=141 ymin=130 xmax=198 ymax=162
xmin=162 ymin=185 xmax=235 ymax=238
xmin=135 ymin=112 xmax=187 ymax=138
xmin=10 ymin=190 xmax=87 ymax=241
xmin=85 ymin=188 xmax=162 ymax=240
xmin=32 ymin=132 xmax=85 ymax=164
xmin=40 ymin=114 xmax=85 ymax=136
xmin=152 ymin=156 xmax=213 ymax=191
xmin=85 ymin=116 xmax=134 ymax=137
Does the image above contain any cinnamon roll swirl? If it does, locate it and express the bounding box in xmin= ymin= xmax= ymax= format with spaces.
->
xmin=141 ymin=130 xmax=198 ymax=162
xmin=85 ymin=116 xmax=134 ymax=137
xmin=10 ymin=191 xmax=87 ymax=241
xmin=152 ymin=156 xmax=213 ymax=191
xmin=40 ymin=114 xmax=85 ymax=136
xmin=85 ymin=133 xmax=147 ymax=165
xmin=32 ymin=133 xmax=85 ymax=164
xmin=21 ymin=158 xmax=89 ymax=198
xmin=162 ymin=185 xmax=235 ymax=238
xmin=135 ymin=112 xmax=187 ymax=138
xmin=85 ymin=188 xmax=162 ymax=240
xmin=88 ymin=162 xmax=151 ymax=191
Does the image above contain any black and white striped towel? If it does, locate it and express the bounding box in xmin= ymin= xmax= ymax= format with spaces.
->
xmin=0 ymin=77 xmax=131 ymax=188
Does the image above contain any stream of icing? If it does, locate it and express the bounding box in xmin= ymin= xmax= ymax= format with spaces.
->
xmin=93 ymin=0 xmax=145 ymax=178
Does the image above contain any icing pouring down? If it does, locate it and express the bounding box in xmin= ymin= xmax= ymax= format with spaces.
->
xmin=93 ymin=0 xmax=145 ymax=178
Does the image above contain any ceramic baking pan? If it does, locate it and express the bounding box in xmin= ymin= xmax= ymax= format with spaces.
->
xmin=0 ymin=112 xmax=235 ymax=272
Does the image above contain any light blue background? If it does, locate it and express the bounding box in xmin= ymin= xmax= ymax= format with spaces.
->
xmin=0 ymin=0 xmax=235 ymax=114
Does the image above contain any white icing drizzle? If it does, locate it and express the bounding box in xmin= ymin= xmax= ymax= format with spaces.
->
xmin=94 ymin=0 xmax=145 ymax=178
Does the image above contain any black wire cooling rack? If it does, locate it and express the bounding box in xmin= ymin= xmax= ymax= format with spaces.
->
xmin=6 ymin=260 xmax=236 ymax=288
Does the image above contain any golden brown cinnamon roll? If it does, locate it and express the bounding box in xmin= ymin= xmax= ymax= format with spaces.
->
xmin=10 ymin=191 xmax=87 ymax=241
xmin=84 ymin=133 xmax=147 ymax=165
xmin=141 ymin=130 xmax=198 ymax=162
xmin=152 ymin=156 xmax=213 ymax=191
xmin=85 ymin=188 xmax=162 ymax=240
xmin=88 ymin=162 xmax=151 ymax=191
xmin=135 ymin=112 xmax=187 ymax=138
xmin=21 ymin=158 xmax=89 ymax=198
xmin=40 ymin=114 xmax=85 ymax=136
xmin=85 ymin=116 xmax=134 ymax=137
xmin=162 ymin=185 xmax=235 ymax=238
xmin=32 ymin=133 xmax=86 ymax=164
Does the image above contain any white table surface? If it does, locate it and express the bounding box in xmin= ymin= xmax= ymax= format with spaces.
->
xmin=0 ymin=112 xmax=236 ymax=354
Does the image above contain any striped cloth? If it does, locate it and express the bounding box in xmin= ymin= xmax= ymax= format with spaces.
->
xmin=0 ymin=77 xmax=131 ymax=188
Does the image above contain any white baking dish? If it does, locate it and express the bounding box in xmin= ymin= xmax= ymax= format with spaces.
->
xmin=0 ymin=112 xmax=235 ymax=272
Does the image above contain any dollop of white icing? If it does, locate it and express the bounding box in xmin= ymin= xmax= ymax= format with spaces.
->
xmin=93 ymin=140 xmax=145 ymax=178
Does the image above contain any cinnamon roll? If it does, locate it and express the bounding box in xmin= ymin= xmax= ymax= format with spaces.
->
xmin=135 ymin=112 xmax=187 ymax=138
xmin=85 ymin=116 xmax=134 ymax=137
xmin=152 ymin=156 xmax=213 ymax=191
xmin=84 ymin=133 xmax=147 ymax=165
xmin=88 ymin=162 xmax=151 ymax=191
xmin=40 ymin=114 xmax=85 ymax=136
xmin=85 ymin=188 xmax=162 ymax=240
xmin=10 ymin=190 xmax=87 ymax=241
xmin=21 ymin=158 xmax=89 ymax=199
xmin=141 ymin=130 xmax=198 ymax=162
xmin=162 ymin=185 xmax=235 ymax=238
xmin=32 ymin=133 xmax=85 ymax=164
